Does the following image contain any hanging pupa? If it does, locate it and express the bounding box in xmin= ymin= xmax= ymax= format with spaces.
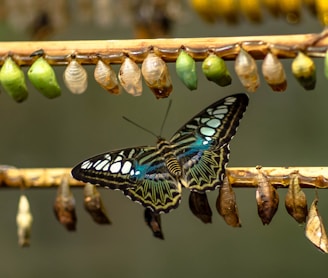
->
xmin=0 ymin=56 xmax=28 ymax=102
xmin=63 ymin=58 xmax=88 ymax=94
xmin=202 ymin=54 xmax=232 ymax=87
xmin=176 ymin=50 xmax=198 ymax=90
xmin=16 ymin=194 xmax=33 ymax=247
xmin=141 ymin=52 xmax=173 ymax=99
xmin=144 ymin=208 xmax=164 ymax=240
xmin=234 ymin=48 xmax=260 ymax=93
xmin=118 ymin=57 xmax=142 ymax=96
xmin=53 ymin=174 xmax=77 ymax=231
xmin=27 ymin=56 xmax=61 ymax=99
xmin=305 ymin=195 xmax=328 ymax=253
xmin=291 ymin=51 xmax=316 ymax=90
xmin=84 ymin=183 xmax=111 ymax=225
xmin=255 ymin=166 xmax=279 ymax=225
xmin=94 ymin=59 xmax=120 ymax=95
xmin=216 ymin=177 xmax=241 ymax=227
xmin=262 ymin=52 xmax=287 ymax=92
xmin=188 ymin=191 xmax=212 ymax=224
xmin=285 ymin=172 xmax=308 ymax=224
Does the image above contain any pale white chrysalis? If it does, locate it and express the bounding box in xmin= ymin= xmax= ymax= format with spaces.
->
xmin=63 ymin=59 xmax=88 ymax=94
xmin=118 ymin=57 xmax=142 ymax=96
xmin=16 ymin=194 xmax=33 ymax=247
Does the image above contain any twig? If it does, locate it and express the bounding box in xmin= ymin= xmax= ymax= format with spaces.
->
xmin=1 ymin=166 xmax=328 ymax=189
xmin=1 ymin=32 xmax=328 ymax=66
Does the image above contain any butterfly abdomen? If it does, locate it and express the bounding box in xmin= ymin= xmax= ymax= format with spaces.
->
xmin=157 ymin=139 xmax=182 ymax=178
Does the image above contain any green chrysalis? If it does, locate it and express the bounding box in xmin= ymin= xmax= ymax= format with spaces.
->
xmin=202 ymin=54 xmax=231 ymax=87
xmin=28 ymin=57 xmax=61 ymax=98
xmin=176 ymin=50 xmax=197 ymax=90
xmin=0 ymin=57 xmax=28 ymax=102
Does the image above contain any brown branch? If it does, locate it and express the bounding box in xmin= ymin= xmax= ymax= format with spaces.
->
xmin=1 ymin=166 xmax=328 ymax=189
xmin=1 ymin=32 xmax=328 ymax=66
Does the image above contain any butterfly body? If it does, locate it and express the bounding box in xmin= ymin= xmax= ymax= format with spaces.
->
xmin=72 ymin=94 xmax=249 ymax=213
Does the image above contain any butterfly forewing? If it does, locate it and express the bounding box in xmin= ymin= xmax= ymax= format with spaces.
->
xmin=171 ymin=93 xmax=248 ymax=192
xmin=71 ymin=93 xmax=248 ymax=213
xmin=72 ymin=146 xmax=182 ymax=213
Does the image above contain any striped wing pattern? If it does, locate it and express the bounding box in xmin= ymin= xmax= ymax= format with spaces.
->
xmin=71 ymin=93 xmax=248 ymax=213
xmin=171 ymin=94 xmax=249 ymax=191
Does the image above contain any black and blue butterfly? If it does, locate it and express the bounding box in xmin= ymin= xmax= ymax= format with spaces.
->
xmin=71 ymin=94 xmax=249 ymax=213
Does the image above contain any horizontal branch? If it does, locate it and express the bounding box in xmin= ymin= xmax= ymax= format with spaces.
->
xmin=1 ymin=166 xmax=328 ymax=189
xmin=1 ymin=31 xmax=328 ymax=66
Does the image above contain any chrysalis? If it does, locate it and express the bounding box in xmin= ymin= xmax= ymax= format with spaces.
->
xmin=94 ymin=59 xmax=120 ymax=95
xmin=262 ymin=52 xmax=287 ymax=92
xmin=63 ymin=59 xmax=88 ymax=94
xmin=53 ymin=175 xmax=77 ymax=231
xmin=0 ymin=56 xmax=28 ymax=102
xmin=291 ymin=51 xmax=316 ymax=90
xmin=144 ymin=208 xmax=164 ymax=240
xmin=216 ymin=177 xmax=241 ymax=227
xmin=118 ymin=57 xmax=142 ymax=96
xmin=255 ymin=167 xmax=279 ymax=225
xmin=141 ymin=52 xmax=173 ymax=99
xmin=27 ymin=56 xmax=61 ymax=99
xmin=285 ymin=173 xmax=308 ymax=224
xmin=188 ymin=191 xmax=212 ymax=224
xmin=202 ymin=54 xmax=232 ymax=87
xmin=235 ymin=48 xmax=260 ymax=93
xmin=16 ymin=194 xmax=33 ymax=247
xmin=84 ymin=183 xmax=111 ymax=225
xmin=305 ymin=196 xmax=328 ymax=253
xmin=176 ymin=50 xmax=198 ymax=91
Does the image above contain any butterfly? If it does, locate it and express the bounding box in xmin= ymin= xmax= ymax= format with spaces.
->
xmin=71 ymin=93 xmax=249 ymax=213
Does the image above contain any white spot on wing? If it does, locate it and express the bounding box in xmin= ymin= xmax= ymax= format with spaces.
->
xmin=200 ymin=126 xmax=215 ymax=136
xmin=207 ymin=118 xmax=221 ymax=128
xmin=81 ymin=160 xmax=92 ymax=169
xmin=114 ymin=155 xmax=123 ymax=162
xmin=224 ymin=97 xmax=236 ymax=104
xmin=95 ymin=160 xmax=109 ymax=171
xmin=121 ymin=161 xmax=132 ymax=174
xmin=104 ymin=154 xmax=111 ymax=160
xmin=201 ymin=117 xmax=210 ymax=123
xmin=110 ymin=162 xmax=121 ymax=173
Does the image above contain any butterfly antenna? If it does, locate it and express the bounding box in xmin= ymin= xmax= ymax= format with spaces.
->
xmin=122 ymin=116 xmax=158 ymax=139
xmin=159 ymin=99 xmax=172 ymax=137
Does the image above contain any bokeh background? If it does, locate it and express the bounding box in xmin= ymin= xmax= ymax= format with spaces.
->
xmin=0 ymin=0 xmax=328 ymax=277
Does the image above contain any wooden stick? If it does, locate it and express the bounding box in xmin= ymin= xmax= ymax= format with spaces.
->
xmin=1 ymin=166 xmax=328 ymax=189
xmin=1 ymin=32 xmax=328 ymax=66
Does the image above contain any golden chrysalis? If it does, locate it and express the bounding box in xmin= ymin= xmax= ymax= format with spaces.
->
xmin=141 ymin=52 xmax=173 ymax=99
xmin=53 ymin=175 xmax=77 ymax=231
xmin=84 ymin=183 xmax=111 ymax=225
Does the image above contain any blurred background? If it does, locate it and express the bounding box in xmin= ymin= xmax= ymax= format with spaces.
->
xmin=1 ymin=0 xmax=328 ymax=277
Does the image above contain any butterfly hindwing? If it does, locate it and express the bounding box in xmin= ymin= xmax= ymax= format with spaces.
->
xmin=171 ymin=94 xmax=248 ymax=191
